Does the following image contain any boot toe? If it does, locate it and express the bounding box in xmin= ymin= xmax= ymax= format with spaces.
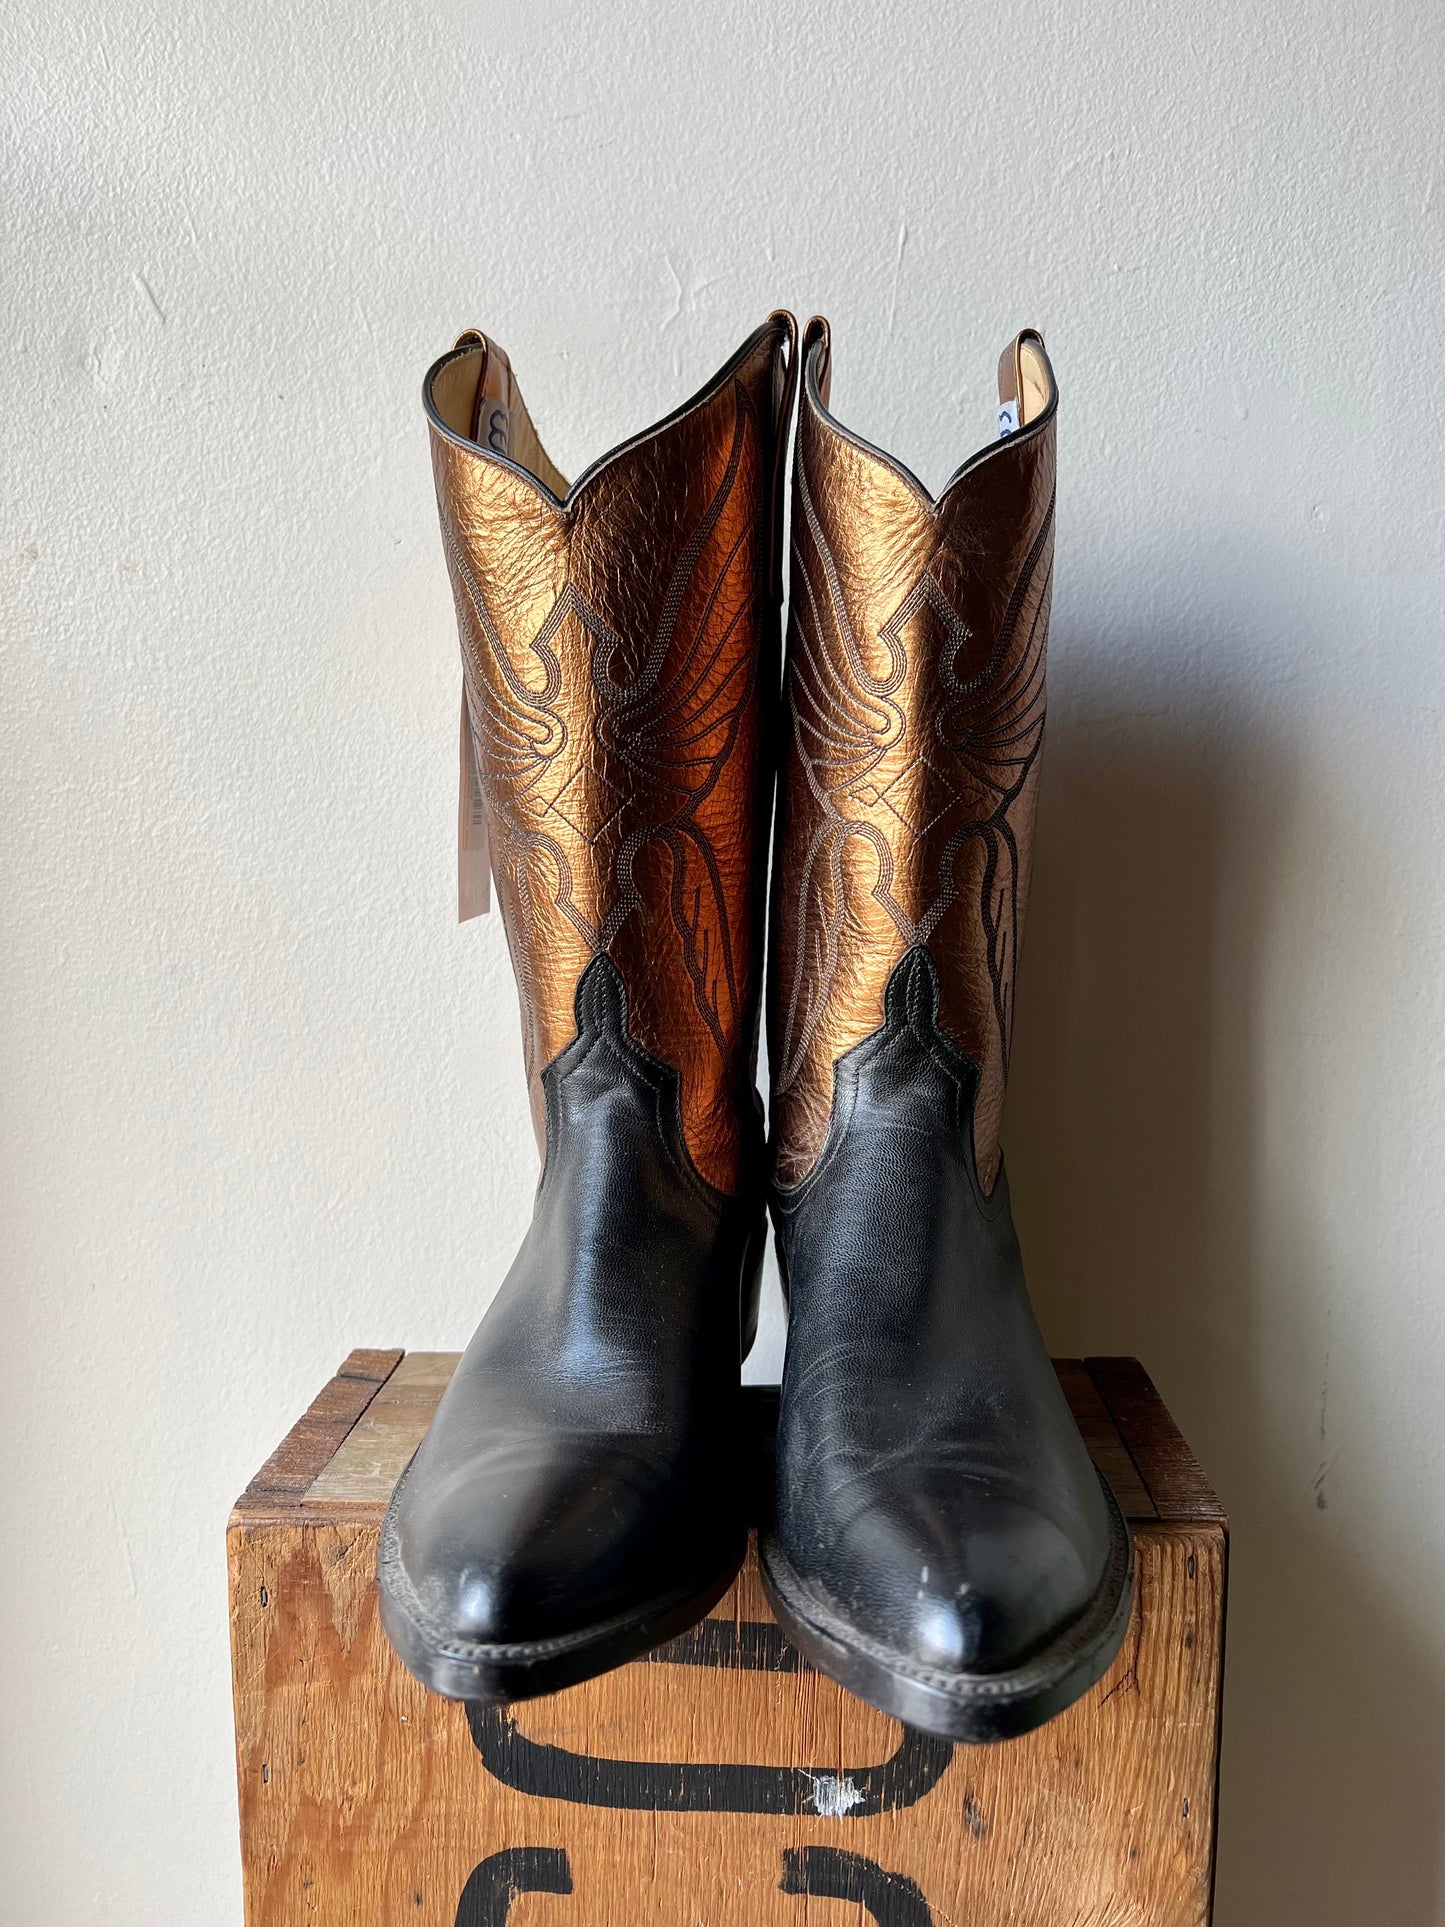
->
xmin=827 ymin=1481 xmax=1101 ymax=1677
xmin=394 ymin=1436 xmax=720 ymax=1649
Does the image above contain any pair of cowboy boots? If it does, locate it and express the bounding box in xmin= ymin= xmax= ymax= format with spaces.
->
xmin=378 ymin=312 xmax=1132 ymax=1743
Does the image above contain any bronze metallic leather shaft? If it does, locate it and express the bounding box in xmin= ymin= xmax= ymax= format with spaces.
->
xmin=426 ymin=315 xmax=797 ymax=1196
xmin=768 ymin=319 xmax=1056 ymax=1191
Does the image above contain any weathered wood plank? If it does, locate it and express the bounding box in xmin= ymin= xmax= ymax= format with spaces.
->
xmin=1055 ymin=1356 xmax=1158 ymax=1520
xmin=230 ymin=1349 xmax=403 ymax=1520
xmin=304 ymin=1351 xmax=455 ymax=1509
xmin=1087 ymin=1356 xmax=1225 ymax=1522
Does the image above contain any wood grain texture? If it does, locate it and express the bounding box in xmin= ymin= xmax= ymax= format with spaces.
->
xmin=305 ymin=1353 xmax=456 ymax=1510
xmin=232 ymin=1350 xmax=403 ymax=1520
xmin=229 ymin=1355 xmax=1226 ymax=1927
xmin=1087 ymin=1356 xmax=1225 ymax=1521
xmin=1055 ymin=1358 xmax=1157 ymax=1521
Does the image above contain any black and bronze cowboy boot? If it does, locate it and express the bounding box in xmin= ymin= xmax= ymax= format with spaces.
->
xmin=380 ymin=314 xmax=797 ymax=1700
xmin=761 ymin=319 xmax=1131 ymax=1741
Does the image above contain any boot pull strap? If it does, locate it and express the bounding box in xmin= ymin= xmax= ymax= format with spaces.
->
xmin=802 ymin=314 xmax=832 ymax=411
xmin=766 ymin=309 xmax=800 ymax=604
xmin=453 ymin=329 xmax=511 ymax=453
xmin=441 ymin=329 xmax=570 ymax=496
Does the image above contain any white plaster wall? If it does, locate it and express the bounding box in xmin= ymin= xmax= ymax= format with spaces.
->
xmin=3 ymin=2 xmax=1442 ymax=1921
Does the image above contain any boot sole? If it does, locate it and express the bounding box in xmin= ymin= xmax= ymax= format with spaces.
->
xmin=758 ymin=1468 xmax=1134 ymax=1744
xmin=377 ymin=1455 xmax=747 ymax=1703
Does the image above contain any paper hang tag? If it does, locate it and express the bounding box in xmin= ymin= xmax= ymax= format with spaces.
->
xmin=458 ymin=687 xmax=491 ymax=921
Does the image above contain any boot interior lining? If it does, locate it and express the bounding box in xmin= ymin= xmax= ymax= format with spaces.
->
xmin=995 ymin=333 xmax=1053 ymax=437
xmin=1017 ymin=338 xmax=1050 ymax=425
xmin=433 ymin=325 xmax=1044 ymax=491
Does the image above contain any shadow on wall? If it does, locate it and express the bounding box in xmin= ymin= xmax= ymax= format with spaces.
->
xmin=1005 ymin=659 xmax=1445 ymax=1927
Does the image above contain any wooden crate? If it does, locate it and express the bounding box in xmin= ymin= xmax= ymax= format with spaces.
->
xmin=229 ymin=1352 xmax=1226 ymax=1927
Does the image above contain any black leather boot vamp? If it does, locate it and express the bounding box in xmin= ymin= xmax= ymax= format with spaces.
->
xmin=762 ymin=950 xmax=1131 ymax=1742
xmin=380 ymin=960 xmax=764 ymax=1701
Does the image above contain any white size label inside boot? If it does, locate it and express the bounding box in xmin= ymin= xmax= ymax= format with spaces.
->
xmin=997 ymin=398 xmax=1021 ymax=437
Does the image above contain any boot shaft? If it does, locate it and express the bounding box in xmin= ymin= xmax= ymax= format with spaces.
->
xmin=768 ymin=319 xmax=1057 ymax=1190
xmin=425 ymin=316 xmax=797 ymax=1195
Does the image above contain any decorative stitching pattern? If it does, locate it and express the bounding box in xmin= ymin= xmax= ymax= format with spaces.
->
xmin=768 ymin=360 xmax=1057 ymax=1192
xmin=540 ymin=957 xmax=731 ymax=1221
xmin=775 ymin=455 xmax=1053 ymax=1103
xmin=441 ymin=373 xmax=759 ymax=1071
